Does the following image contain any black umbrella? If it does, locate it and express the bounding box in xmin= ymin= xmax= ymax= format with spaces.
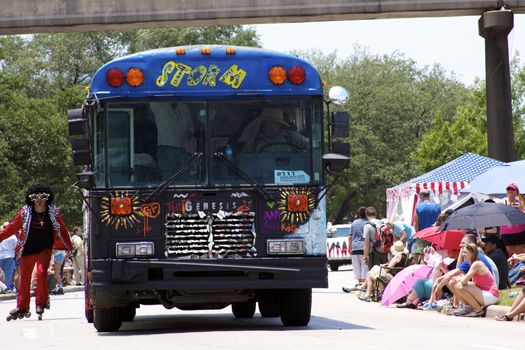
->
xmin=439 ymin=202 xmax=525 ymax=231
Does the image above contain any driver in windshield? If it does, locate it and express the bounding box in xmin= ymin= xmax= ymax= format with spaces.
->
xmin=241 ymin=108 xmax=308 ymax=153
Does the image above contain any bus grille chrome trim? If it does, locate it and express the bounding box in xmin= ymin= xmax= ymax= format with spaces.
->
xmin=165 ymin=212 xmax=257 ymax=258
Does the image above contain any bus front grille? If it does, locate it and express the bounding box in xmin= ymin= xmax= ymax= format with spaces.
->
xmin=165 ymin=212 xmax=257 ymax=258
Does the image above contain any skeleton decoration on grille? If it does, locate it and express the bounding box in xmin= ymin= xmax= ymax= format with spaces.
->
xmin=165 ymin=210 xmax=257 ymax=258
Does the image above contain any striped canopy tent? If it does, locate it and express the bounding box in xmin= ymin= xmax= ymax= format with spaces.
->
xmin=386 ymin=153 xmax=506 ymax=224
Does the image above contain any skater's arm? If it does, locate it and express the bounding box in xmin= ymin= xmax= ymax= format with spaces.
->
xmin=0 ymin=210 xmax=23 ymax=241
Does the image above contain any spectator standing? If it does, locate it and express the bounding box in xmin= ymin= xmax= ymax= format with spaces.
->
xmin=363 ymin=207 xmax=388 ymax=270
xmin=413 ymin=189 xmax=441 ymax=263
xmin=70 ymin=226 xmax=84 ymax=286
xmin=349 ymin=207 xmax=369 ymax=285
xmin=51 ymin=250 xmax=66 ymax=294
xmin=0 ymin=231 xmax=17 ymax=292
xmin=386 ymin=221 xmax=414 ymax=245
xmin=499 ymin=183 xmax=525 ymax=255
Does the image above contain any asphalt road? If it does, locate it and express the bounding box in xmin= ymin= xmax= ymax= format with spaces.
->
xmin=0 ymin=266 xmax=522 ymax=349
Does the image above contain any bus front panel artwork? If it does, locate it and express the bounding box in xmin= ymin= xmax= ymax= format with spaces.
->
xmin=68 ymin=45 xmax=349 ymax=332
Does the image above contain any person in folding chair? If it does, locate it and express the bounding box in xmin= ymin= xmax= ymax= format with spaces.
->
xmin=358 ymin=241 xmax=410 ymax=302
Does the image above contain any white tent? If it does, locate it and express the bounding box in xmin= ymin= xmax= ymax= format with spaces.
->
xmin=386 ymin=153 xmax=505 ymax=224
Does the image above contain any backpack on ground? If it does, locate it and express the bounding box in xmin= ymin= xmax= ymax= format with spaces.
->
xmin=367 ymin=221 xmax=394 ymax=252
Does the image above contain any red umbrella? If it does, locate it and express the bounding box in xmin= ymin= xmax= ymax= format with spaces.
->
xmin=415 ymin=227 xmax=465 ymax=250
xmin=413 ymin=226 xmax=439 ymax=239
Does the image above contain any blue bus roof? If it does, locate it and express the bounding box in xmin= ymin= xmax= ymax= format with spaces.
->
xmin=89 ymin=45 xmax=323 ymax=100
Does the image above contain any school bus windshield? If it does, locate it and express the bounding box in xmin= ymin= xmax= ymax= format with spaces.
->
xmin=94 ymin=97 xmax=323 ymax=187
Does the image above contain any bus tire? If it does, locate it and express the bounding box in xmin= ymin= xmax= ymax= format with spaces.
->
xmin=231 ymin=301 xmax=256 ymax=318
xmin=94 ymin=307 xmax=123 ymax=332
xmin=85 ymin=308 xmax=94 ymax=324
xmin=84 ymin=283 xmax=93 ymax=323
xmin=120 ymin=305 xmax=136 ymax=322
xmin=280 ymin=289 xmax=312 ymax=327
xmin=329 ymin=263 xmax=339 ymax=271
xmin=258 ymin=301 xmax=280 ymax=318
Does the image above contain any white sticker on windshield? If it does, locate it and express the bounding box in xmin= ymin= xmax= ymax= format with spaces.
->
xmin=274 ymin=170 xmax=310 ymax=185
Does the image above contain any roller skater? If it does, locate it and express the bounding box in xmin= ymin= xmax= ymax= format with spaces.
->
xmin=6 ymin=308 xmax=31 ymax=321
xmin=36 ymin=305 xmax=45 ymax=320
xmin=0 ymin=183 xmax=73 ymax=322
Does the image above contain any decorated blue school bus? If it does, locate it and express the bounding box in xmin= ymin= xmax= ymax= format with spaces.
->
xmin=67 ymin=45 xmax=349 ymax=332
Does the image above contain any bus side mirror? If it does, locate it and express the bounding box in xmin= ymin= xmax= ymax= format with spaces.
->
xmin=322 ymin=153 xmax=349 ymax=173
xmin=332 ymin=112 xmax=349 ymax=138
xmin=68 ymin=108 xmax=92 ymax=166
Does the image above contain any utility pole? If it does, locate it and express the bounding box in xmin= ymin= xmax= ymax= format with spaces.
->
xmin=479 ymin=9 xmax=515 ymax=162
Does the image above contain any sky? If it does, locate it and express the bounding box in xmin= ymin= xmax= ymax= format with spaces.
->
xmin=254 ymin=14 xmax=525 ymax=86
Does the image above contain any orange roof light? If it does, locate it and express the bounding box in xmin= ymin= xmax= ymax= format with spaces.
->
xmin=106 ymin=68 xmax=124 ymax=87
xmin=287 ymin=66 xmax=306 ymax=85
xmin=269 ymin=66 xmax=287 ymax=85
xmin=126 ymin=68 xmax=144 ymax=87
xmin=175 ymin=48 xmax=186 ymax=55
xmin=201 ymin=47 xmax=211 ymax=55
xmin=225 ymin=47 xmax=236 ymax=54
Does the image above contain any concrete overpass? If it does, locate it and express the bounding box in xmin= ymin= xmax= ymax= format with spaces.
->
xmin=0 ymin=0 xmax=524 ymax=35
xmin=1 ymin=0 xmax=523 ymax=162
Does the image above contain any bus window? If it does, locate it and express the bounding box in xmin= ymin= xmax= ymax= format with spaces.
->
xmin=107 ymin=108 xmax=133 ymax=186
xmin=210 ymin=99 xmax=317 ymax=186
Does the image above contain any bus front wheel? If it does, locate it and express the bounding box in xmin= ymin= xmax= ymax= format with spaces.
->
xmin=280 ymin=289 xmax=312 ymax=327
xmin=94 ymin=307 xmax=123 ymax=332
xmin=231 ymin=301 xmax=256 ymax=318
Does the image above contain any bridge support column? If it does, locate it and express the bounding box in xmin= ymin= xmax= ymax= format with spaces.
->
xmin=479 ymin=9 xmax=514 ymax=162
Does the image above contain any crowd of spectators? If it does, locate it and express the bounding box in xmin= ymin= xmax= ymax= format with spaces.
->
xmin=342 ymin=183 xmax=525 ymax=321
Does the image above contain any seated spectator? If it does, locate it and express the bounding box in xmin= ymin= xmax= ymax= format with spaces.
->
xmin=358 ymin=241 xmax=410 ymax=302
xmin=495 ymin=287 xmax=525 ymax=321
xmin=508 ymin=252 xmax=525 ymax=285
xmin=396 ymin=247 xmax=456 ymax=309
xmin=450 ymin=243 xmax=499 ymax=317
xmin=482 ymin=235 xmax=509 ymax=289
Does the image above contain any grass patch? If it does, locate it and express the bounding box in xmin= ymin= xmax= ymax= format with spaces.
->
xmin=497 ymin=287 xmax=522 ymax=306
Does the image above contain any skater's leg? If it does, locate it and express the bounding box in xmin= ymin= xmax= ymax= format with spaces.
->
xmin=17 ymin=254 xmax=38 ymax=310
xmin=35 ymin=249 xmax=52 ymax=308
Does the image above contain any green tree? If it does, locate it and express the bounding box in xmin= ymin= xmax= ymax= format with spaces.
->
xmin=410 ymin=56 xmax=525 ymax=173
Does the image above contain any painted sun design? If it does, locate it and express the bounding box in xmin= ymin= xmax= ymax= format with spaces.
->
xmin=277 ymin=187 xmax=316 ymax=225
xmin=100 ymin=191 xmax=143 ymax=230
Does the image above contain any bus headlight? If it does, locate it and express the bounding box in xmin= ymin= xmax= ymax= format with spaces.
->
xmin=116 ymin=242 xmax=155 ymax=258
xmin=267 ymin=239 xmax=305 ymax=255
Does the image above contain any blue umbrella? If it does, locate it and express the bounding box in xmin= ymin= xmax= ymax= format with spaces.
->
xmin=439 ymin=202 xmax=525 ymax=231
xmin=461 ymin=160 xmax=525 ymax=197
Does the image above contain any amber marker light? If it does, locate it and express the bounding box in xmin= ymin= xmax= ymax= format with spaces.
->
xmin=106 ymin=68 xmax=124 ymax=87
xmin=201 ymin=47 xmax=211 ymax=55
xmin=175 ymin=48 xmax=186 ymax=55
xmin=287 ymin=66 xmax=306 ymax=85
xmin=225 ymin=47 xmax=236 ymax=54
xmin=269 ymin=66 xmax=287 ymax=85
xmin=111 ymin=197 xmax=132 ymax=215
xmin=126 ymin=68 xmax=144 ymax=87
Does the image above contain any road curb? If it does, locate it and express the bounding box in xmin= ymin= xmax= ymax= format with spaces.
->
xmin=0 ymin=285 xmax=83 ymax=302
xmin=485 ymin=304 xmax=511 ymax=319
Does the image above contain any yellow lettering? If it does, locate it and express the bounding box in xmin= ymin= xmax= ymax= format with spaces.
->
xmin=187 ymin=65 xmax=207 ymax=87
xmin=219 ymin=64 xmax=247 ymax=89
xmin=170 ymin=63 xmax=192 ymax=87
xmin=202 ymin=64 xmax=220 ymax=87
xmin=156 ymin=61 xmax=176 ymax=87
